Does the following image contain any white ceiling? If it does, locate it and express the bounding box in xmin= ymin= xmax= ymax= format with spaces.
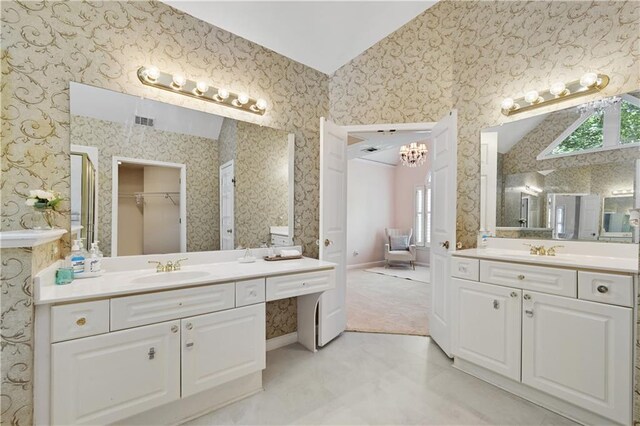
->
xmin=70 ymin=82 xmax=224 ymax=140
xmin=163 ymin=1 xmax=437 ymax=75
xmin=347 ymin=130 xmax=431 ymax=165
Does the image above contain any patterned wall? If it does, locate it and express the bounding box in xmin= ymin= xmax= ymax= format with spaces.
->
xmin=72 ymin=115 xmax=220 ymax=256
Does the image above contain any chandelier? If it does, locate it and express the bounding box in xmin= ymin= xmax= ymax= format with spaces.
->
xmin=576 ymin=96 xmax=621 ymax=115
xmin=399 ymin=143 xmax=428 ymax=167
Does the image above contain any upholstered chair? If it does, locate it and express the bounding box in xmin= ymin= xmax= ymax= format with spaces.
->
xmin=384 ymin=228 xmax=417 ymax=269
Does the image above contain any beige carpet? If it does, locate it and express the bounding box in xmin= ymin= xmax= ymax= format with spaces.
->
xmin=346 ymin=268 xmax=431 ymax=336
xmin=364 ymin=265 xmax=430 ymax=283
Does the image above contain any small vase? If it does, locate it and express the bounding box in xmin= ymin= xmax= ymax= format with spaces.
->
xmin=31 ymin=205 xmax=55 ymax=230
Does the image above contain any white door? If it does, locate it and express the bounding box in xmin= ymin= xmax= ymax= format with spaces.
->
xmin=578 ymin=194 xmax=601 ymax=240
xmin=181 ymin=303 xmax=266 ymax=397
xmin=480 ymin=131 xmax=497 ymax=233
xmin=51 ymin=321 xmax=180 ymax=425
xmin=318 ymin=117 xmax=348 ymax=347
xmin=220 ymin=160 xmax=235 ymax=250
xmin=451 ymin=279 xmax=521 ymax=381
xmin=522 ymin=291 xmax=632 ymax=425
xmin=429 ymin=110 xmax=457 ymax=357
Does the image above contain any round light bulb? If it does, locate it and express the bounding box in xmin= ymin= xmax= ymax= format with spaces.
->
xmin=146 ymin=66 xmax=160 ymax=81
xmin=196 ymin=81 xmax=209 ymax=94
xmin=549 ymin=81 xmax=566 ymax=96
xmin=172 ymin=74 xmax=186 ymax=88
xmin=580 ymin=72 xmax=598 ymax=88
xmin=237 ymin=93 xmax=249 ymax=105
xmin=217 ymin=88 xmax=229 ymax=100
xmin=501 ymin=98 xmax=515 ymax=110
xmin=524 ymin=90 xmax=540 ymax=104
xmin=255 ymin=98 xmax=268 ymax=110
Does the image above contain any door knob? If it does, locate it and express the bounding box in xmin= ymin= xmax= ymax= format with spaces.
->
xmin=324 ymin=239 xmax=333 ymax=247
xmin=440 ymin=241 xmax=450 ymax=249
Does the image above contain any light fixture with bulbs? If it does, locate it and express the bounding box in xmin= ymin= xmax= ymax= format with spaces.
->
xmin=501 ymin=72 xmax=609 ymax=116
xmin=137 ymin=66 xmax=268 ymax=116
xmin=399 ymin=142 xmax=428 ymax=168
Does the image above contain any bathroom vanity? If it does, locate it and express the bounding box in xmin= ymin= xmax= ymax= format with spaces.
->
xmin=450 ymin=239 xmax=637 ymax=425
xmin=33 ymin=249 xmax=335 ymax=425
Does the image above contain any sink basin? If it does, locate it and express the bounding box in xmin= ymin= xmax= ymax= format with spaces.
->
xmin=132 ymin=270 xmax=211 ymax=285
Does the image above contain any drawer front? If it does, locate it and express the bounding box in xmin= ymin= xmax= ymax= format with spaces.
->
xmin=578 ymin=271 xmax=633 ymax=307
xmin=451 ymin=257 xmax=479 ymax=281
xmin=480 ymin=260 xmax=577 ymax=297
xmin=266 ymin=270 xmax=335 ymax=301
xmin=236 ymin=278 xmax=266 ymax=307
xmin=111 ymin=283 xmax=235 ymax=331
xmin=51 ymin=300 xmax=110 ymax=343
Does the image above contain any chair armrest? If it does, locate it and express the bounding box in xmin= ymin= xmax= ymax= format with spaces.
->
xmin=385 ymin=243 xmax=391 ymax=254
xmin=409 ymin=245 xmax=417 ymax=258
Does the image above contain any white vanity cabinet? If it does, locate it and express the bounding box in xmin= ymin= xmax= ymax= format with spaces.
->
xmin=451 ymin=256 xmax=635 ymax=425
xmin=51 ymin=320 xmax=181 ymax=425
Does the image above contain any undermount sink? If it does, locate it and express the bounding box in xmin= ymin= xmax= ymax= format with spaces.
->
xmin=132 ymin=270 xmax=211 ymax=284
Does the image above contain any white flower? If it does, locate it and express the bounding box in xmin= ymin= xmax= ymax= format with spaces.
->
xmin=25 ymin=198 xmax=36 ymax=206
xmin=29 ymin=190 xmax=38 ymax=198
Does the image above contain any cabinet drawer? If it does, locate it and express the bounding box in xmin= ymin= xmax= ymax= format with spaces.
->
xmin=51 ymin=300 xmax=110 ymax=343
xmin=266 ymin=270 xmax=334 ymax=301
xmin=578 ymin=272 xmax=633 ymax=307
xmin=451 ymin=257 xmax=479 ymax=281
xmin=480 ymin=260 xmax=576 ymax=297
xmin=111 ymin=283 xmax=235 ymax=330
xmin=236 ymin=278 xmax=266 ymax=307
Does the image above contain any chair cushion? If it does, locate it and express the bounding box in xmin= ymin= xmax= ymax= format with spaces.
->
xmin=389 ymin=235 xmax=410 ymax=251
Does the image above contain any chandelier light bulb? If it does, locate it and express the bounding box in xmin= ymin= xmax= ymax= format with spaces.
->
xmin=501 ymin=98 xmax=515 ymax=110
xmin=237 ymin=93 xmax=250 ymax=105
xmin=399 ymin=142 xmax=428 ymax=168
xmin=146 ymin=66 xmax=160 ymax=81
xmin=195 ymin=81 xmax=209 ymax=94
xmin=580 ymin=72 xmax=598 ymax=88
xmin=549 ymin=82 xmax=566 ymax=97
xmin=524 ymin=90 xmax=540 ymax=104
xmin=255 ymin=98 xmax=268 ymax=110
xmin=172 ymin=74 xmax=186 ymax=88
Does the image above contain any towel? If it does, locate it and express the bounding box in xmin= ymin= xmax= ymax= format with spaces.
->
xmin=280 ymin=249 xmax=301 ymax=257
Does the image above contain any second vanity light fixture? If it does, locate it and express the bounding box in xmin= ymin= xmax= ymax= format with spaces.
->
xmin=137 ymin=66 xmax=268 ymax=116
xmin=501 ymin=72 xmax=609 ymax=116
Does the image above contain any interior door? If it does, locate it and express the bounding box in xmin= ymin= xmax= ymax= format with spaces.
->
xmin=220 ymin=161 xmax=235 ymax=250
xmin=480 ymin=131 xmax=497 ymax=233
xmin=318 ymin=117 xmax=348 ymax=347
xmin=429 ymin=110 xmax=457 ymax=357
xmin=578 ymin=194 xmax=601 ymax=240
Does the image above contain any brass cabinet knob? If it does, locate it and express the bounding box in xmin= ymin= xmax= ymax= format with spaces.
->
xmin=510 ymin=292 xmax=518 ymax=298
xmin=76 ymin=317 xmax=86 ymax=326
xmin=518 ymin=275 xmax=525 ymax=280
xmin=523 ymin=294 xmax=531 ymax=300
xmin=171 ymin=325 xmax=179 ymax=333
xmin=597 ymin=285 xmax=609 ymax=294
xmin=186 ymin=323 xmax=193 ymax=330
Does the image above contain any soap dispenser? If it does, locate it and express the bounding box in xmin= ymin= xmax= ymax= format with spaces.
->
xmin=70 ymin=239 xmax=87 ymax=276
xmin=85 ymin=241 xmax=103 ymax=274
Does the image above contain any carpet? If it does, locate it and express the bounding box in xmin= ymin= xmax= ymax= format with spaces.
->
xmin=346 ymin=269 xmax=430 ymax=336
xmin=364 ymin=265 xmax=430 ymax=283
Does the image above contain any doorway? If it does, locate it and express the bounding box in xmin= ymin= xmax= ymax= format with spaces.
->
xmin=111 ymin=157 xmax=187 ymax=256
xmin=219 ymin=160 xmax=235 ymax=250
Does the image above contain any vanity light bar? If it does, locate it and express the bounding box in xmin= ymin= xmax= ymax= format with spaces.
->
xmin=137 ymin=67 xmax=267 ymax=116
xmin=612 ymin=189 xmax=634 ymax=196
xmin=501 ymin=73 xmax=610 ymax=116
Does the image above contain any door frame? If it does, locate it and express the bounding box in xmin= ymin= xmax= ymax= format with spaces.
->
xmin=219 ymin=160 xmax=235 ymax=250
xmin=111 ymin=156 xmax=187 ymax=256
xmin=71 ymin=144 xmax=100 ymax=243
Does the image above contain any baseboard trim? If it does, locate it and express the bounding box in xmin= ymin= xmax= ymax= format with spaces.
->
xmin=347 ymin=260 xmax=385 ymax=270
xmin=266 ymin=332 xmax=298 ymax=351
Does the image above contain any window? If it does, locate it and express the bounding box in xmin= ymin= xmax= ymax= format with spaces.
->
xmin=414 ymin=185 xmax=425 ymax=246
xmin=426 ymin=174 xmax=432 ymax=245
xmin=538 ymin=95 xmax=640 ymax=159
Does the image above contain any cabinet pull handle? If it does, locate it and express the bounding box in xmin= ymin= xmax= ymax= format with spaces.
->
xmin=186 ymin=342 xmax=194 ymax=348
xmin=523 ymin=294 xmax=531 ymax=300
xmin=76 ymin=317 xmax=86 ymax=326
xmin=186 ymin=323 xmax=193 ymax=330
xmin=148 ymin=347 xmax=155 ymax=360
xmin=171 ymin=325 xmax=179 ymax=333
xmin=517 ymin=274 xmax=525 ymax=280
xmin=525 ymin=309 xmax=534 ymax=317
xmin=597 ymin=285 xmax=609 ymax=294
xmin=510 ymin=292 xmax=518 ymax=298
xmin=493 ymin=300 xmax=500 ymax=309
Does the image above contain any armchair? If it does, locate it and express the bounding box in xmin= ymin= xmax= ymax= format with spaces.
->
xmin=384 ymin=228 xmax=417 ymax=270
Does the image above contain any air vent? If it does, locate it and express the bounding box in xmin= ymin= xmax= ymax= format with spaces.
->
xmin=362 ymin=147 xmax=379 ymax=153
xmin=135 ymin=116 xmax=154 ymax=127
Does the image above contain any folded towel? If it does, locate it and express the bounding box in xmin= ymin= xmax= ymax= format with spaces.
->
xmin=280 ymin=249 xmax=301 ymax=257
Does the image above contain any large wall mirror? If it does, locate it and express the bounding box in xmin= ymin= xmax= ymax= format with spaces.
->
xmin=70 ymin=82 xmax=294 ymax=257
xmin=480 ymin=91 xmax=640 ymax=243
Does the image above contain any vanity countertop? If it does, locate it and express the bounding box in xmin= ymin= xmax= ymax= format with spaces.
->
xmin=35 ymin=257 xmax=336 ymax=305
xmin=453 ymin=248 xmax=639 ymax=274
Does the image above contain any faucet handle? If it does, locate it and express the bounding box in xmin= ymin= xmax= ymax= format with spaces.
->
xmin=165 ymin=261 xmax=174 ymax=272
xmin=523 ymin=243 xmax=538 ymax=255
xmin=174 ymin=258 xmax=188 ymax=270
xmin=148 ymin=260 xmax=165 ymax=273
xmin=547 ymin=245 xmax=564 ymax=256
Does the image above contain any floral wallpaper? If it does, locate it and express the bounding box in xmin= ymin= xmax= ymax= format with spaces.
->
xmin=72 ymin=115 xmax=220 ymax=256
xmin=218 ymin=117 xmax=237 ymax=166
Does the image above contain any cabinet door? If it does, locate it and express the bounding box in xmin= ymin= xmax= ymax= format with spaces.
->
xmin=522 ymin=292 xmax=632 ymax=425
xmin=182 ymin=303 xmax=266 ymax=397
xmin=451 ymin=278 xmax=521 ymax=381
xmin=51 ymin=321 xmax=180 ymax=425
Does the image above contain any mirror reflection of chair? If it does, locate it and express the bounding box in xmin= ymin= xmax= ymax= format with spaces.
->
xmin=384 ymin=228 xmax=417 ymax=270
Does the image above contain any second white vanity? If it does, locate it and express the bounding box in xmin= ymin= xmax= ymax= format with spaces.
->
xmin=33 ymin=248 xmax=335 ymax=425
xmin=450 ymin=239 xmax=637 ymax=425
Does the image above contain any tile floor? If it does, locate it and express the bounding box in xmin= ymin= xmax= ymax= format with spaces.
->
xmin=185 ymin=332 xmax=577 ymax=425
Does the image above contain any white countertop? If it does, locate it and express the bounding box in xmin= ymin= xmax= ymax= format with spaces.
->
xmin=35 ymin=257 xmax=335 ymax=305
xmin=453 ymin=248 xmax=639 ymax=274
